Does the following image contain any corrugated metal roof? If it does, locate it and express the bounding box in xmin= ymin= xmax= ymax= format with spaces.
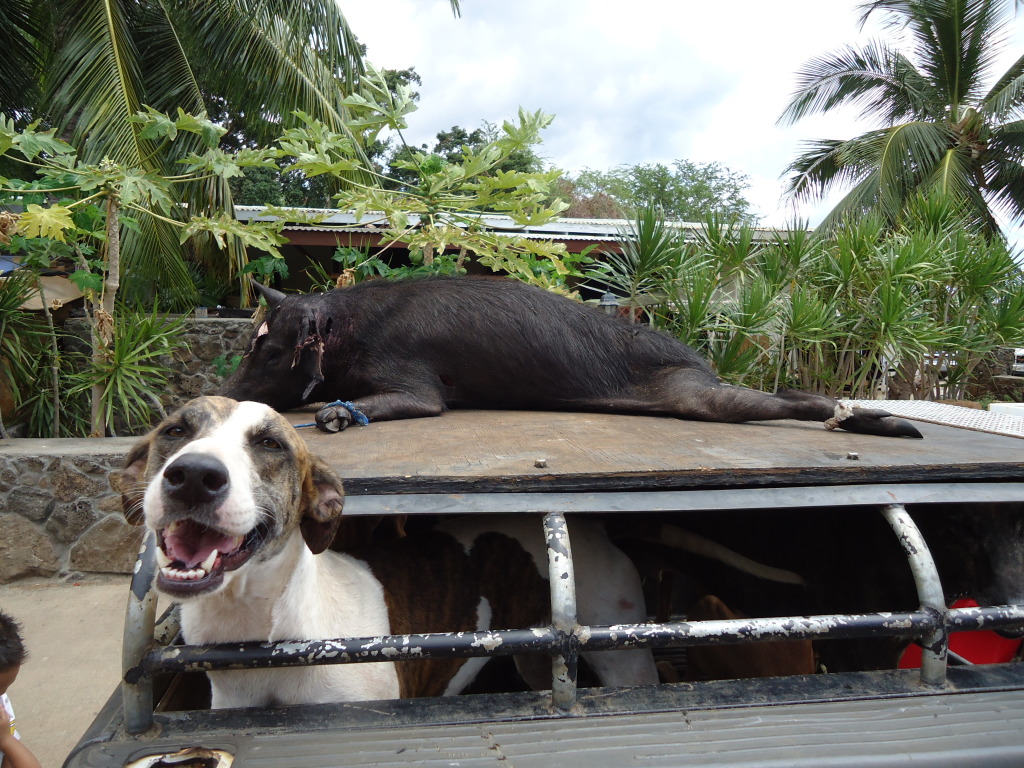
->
xmin=232 ymin=206 xmax=798 ymax=243
xmin=847 ymin=399 xmax=1024 ymax=439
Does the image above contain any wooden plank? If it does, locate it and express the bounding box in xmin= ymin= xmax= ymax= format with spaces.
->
xmin=285 ymin=410 xmax=1024 ymax=495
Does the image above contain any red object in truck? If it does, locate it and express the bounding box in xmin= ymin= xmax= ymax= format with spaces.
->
xmin=899 ymin=598 xmax=1023 ymax=667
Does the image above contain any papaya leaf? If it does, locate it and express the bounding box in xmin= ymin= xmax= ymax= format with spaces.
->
xmin=18 ymin=204 xmax=75 ymax=241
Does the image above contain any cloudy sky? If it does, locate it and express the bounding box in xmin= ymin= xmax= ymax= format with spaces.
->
xmin=339 ymin=0 xmax=1023 ymax=231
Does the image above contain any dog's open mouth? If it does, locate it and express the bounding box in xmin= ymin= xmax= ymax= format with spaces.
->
xmin=156 ymin=519 xmax=267 ymax=596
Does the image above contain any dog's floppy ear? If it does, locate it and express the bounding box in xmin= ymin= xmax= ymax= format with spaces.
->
xmin=300 ymin=455 xmax=345 ymax=555
xmin=111 ymin=437 xmax=152 ymax=526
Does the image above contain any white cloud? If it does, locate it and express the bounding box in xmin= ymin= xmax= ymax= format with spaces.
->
xmin=337 ymin=0 xmax=1024 ymax=236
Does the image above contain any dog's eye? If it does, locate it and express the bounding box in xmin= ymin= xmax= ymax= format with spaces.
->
xmin=163 ymin=425 xmax=189 ymax=439
xmin=256 ymin=436 xmax=284 ymax=451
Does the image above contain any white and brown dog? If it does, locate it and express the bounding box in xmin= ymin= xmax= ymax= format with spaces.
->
xmin=119 ymin=396 xmax=659 ymax=709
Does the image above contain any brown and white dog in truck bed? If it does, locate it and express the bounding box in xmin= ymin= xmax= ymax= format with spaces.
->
xmin=119 ymin=396 xmax=659 ymax=709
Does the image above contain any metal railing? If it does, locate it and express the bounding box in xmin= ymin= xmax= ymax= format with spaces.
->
xmin=122 ymin=498 xmax=1024 ymax=734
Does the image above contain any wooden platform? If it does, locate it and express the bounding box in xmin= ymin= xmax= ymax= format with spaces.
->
xmin=286 ymin=409 xmax=1024 ymax=495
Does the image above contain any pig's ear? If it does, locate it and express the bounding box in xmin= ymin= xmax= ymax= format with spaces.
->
xmin=250 ymin=279 xmax=286 ymax=310
xmin=299 ymin=455 xmax=345 ymax=555
xmin=112 ymin=437 xmax=152 ymax=525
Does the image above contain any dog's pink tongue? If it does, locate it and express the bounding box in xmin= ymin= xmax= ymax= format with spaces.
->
xmin=163 ymin=521 xmax=240 ymax=568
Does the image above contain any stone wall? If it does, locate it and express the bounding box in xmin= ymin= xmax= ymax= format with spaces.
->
xmin=0 ymin=437 xmax=137 ymax=583
xmin=65 ymin=315 xmax=254 ymax=413
xmin=0 ymin=317 xmax=255 ymax=584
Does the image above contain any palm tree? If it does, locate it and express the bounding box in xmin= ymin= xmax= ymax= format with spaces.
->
xmin=1 ymin=0 xmax=459 ymax=305
xmin=778 ymin=0 xmax=1024 ymax=237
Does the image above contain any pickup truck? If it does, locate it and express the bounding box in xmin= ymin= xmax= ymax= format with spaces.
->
xmin=66 ymin=403 xmax=1024 ymax=767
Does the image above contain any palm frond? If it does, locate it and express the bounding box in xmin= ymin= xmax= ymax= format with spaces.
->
xmin=861 ymin=0 xmax=1018 ymax=110
xmin=815 ymin=170 xmax=886 ymax=232
xmin=782 ymin=139 xmax=854 ymax=202
xmin=140 ymin=0 xmax=205 ymax=117
xmin=0 ymin=0 xmax=45 ymax=121
xmin=782 ymin=131 xmax=890 ymax=204
xmin=981 ymin=53 xmax=1024 ymax=121
xmin=912 ymin=0 xmax=1009 ymax=110
xmin=45 ymin=0 xmax=152 ymax=165
xmin=779 ymin=41 xmax=927 ymax=126
xmin=928 ymin=146 xmax=977 ymax=199
xmin=119 ymin=214 xmax=200 ymax=308
xmin=922 ymin=149 xmax=998 ymax=231
xmin=180 ymin=0 xmax=364 ymax=143
xmin=871 ymin=120 xmax=953 ymax=219
xmin=982 ymin=120 xmax=1024 ymax=225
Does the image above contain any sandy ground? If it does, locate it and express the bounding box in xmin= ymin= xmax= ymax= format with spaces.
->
xmin=0 ymin=576 xmax=129 ymax=768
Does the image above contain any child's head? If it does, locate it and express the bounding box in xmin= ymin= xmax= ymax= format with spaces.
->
xmin=0 ymin=611 xmax=27 ymax=696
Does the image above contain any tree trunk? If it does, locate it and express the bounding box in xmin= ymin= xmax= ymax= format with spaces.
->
xmin=34 ymin=277 xmax=61 ymax=437
xmin=90 ymin=192 xmax=120 ymax=437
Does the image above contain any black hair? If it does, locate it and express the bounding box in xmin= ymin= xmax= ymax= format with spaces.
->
xmin=0 ymin=611 xmax=27 ymax=670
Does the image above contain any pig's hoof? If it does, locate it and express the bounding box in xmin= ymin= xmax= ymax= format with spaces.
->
xmin=315 ymin=405 xmax=352 ymax=433
xmin=841 ymin=408 xmax=923 ymax=439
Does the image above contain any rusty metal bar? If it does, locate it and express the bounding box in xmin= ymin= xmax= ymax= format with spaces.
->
xmin=881 ymin=504 xmax=948 ymax=686
xmin=543 ymin=511 xmax=579 ymax=710
xmin=126 ymin=627 xmax=562 ymax=682
xmin=123 ymin=607 xmax=1024 ymax=688
xmin=123 ymin=533 xmax=158 ymax=734
xmin=947 ymin=603 xmax=1024 ymax=632
xmin=584 ymin=611 xmax=938 ymax=650
xmin=127 ymin=604 xmax=1024 ymax=681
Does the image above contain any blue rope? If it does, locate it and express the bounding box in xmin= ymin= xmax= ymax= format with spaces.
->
xmin=295 ymin=400 xmax=370 ymax=429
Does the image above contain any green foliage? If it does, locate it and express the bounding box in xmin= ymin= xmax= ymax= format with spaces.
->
xmin=389 ymin=120 xmax=546 ymax=190
xmin=0 ymin=0 xmax=397 ymax=301
xmin=212 ymin=353 xmax=242 ymax=380
xmin=604 ymin=197 xmax=1022 ymax=400
xmin=219 ymin=68 xmax=575 ymax=288
xmin=565 ymin=160 xmax=757 ymax=223
xmin=0 ymin=272 xmax=50 ymax=420
xmin=309 ymin=242 xmax=592 ymax=296
xmin=241 ymin=254 xmax=290 ymax=285
xmin=780 ymin=0 xmax=1024 ymax=236
xmin=584 ymin=206 xmax=692 ymax=322
xmin=67 ymin=304 xmax=187 ymax=436
xmin=230 ymin=165 xmax=285 ymax=207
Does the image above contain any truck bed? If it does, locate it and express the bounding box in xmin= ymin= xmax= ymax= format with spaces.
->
xmin=295 ymin=408 xmax=1024 ymax=494
xmin=67 ymin=405 xmax=1024 ymax=768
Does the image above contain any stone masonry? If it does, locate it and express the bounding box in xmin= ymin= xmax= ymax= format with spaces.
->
xmin=0 ymin=436 xmax=137 ymax=582
xmin=0 ymin=317 xmax=255 ymax=583
xmin=65 ymin=315 xmax=255 ymax=414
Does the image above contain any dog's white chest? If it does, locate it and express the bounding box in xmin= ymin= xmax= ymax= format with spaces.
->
xmin=181 ymin=540 xmax=400 ymax=708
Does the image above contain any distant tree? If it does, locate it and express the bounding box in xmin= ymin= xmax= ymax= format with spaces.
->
xmin=564 ymin=160 xmax=757 ymax=223
xmin=388 ymin=120 xmax=546 ymax=189
xmin=229 ymin=64 xmax=425 ymax=208
xmin=553 ymin=179 xmax=626 ymax=219
xmin=779 ymin=0 xmax=1024 ymax=236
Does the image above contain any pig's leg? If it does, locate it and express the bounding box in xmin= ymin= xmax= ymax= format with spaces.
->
xmin=315 ymin=389 xmax=445 ymax=432
xmin=560 ymin=371 xmax=921 ymax=438
xmin=657 ymin=378 xmax=922 ymax=438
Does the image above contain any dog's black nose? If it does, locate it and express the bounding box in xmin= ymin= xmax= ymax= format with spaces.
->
xmin=163 ymin=453 xmax=230 ymax=506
